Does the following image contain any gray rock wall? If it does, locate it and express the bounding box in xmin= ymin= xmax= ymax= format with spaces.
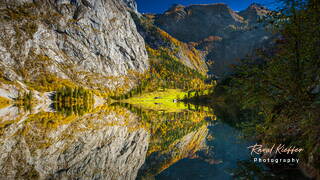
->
xmin=0 ymin=0 xmax=148 ymax=88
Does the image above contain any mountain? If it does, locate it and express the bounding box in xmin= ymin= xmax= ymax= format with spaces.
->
xmin=0 ymin=0 xmax=210 ymax=103
xmin=0 ymin=0 xmax=271 ymax=100
xmin=130 ymin=12 xmax=208 ymax=75
xmin=0 ymin=0 xmax=274 ymax=103
xmin=238 ymin=3 xmax=271 ymax=23
xmin=155 ymin=3 xmax=244 ymax=42
xmin=154 ymin=3 xmax=273 ymax=77
xmin=123 ymin=0 xmax=138 ymax=12
xmin=0 ymin=0 xmax=148 ymax=98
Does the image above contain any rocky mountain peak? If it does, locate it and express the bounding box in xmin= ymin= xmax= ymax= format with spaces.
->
xmin=123 ymin=0 xmax=138 ymax=12
xmin=155 ymin=3 xmax=244 ymax=42
xmin=165 ymin=4 xmax=185 ymax=14
xmin=187 ymin=3 xmax=238 ymax=17
xmin=239 ymin=3 xmax=270 ymax=22
xmin=188 ymin=3 xmax=229 ymax=10
xmin=248 ymin=3 xmax=265 ymax=9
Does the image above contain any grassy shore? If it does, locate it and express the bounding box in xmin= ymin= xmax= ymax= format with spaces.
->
xmin=122 ymin=89 xmax=211 ymax=112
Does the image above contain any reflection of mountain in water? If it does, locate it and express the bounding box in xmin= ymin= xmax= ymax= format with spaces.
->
xmin=0 ymin=101 xmax=215 ymax=179
xmin=137 ymin=125 xmax=209 ymax=180
xmin=0 ymin=105 xmax=149 ymax=180
xmin=112 ymin=103 xmax=215 ymax=179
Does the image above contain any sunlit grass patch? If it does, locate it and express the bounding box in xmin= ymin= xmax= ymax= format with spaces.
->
xmin=125 ymin=89 xmax=186 ymax=101
xmin=121 ymin=89 xmax=187 ymax=112
xmin=122 ymin=89 xmax=212 ymax=112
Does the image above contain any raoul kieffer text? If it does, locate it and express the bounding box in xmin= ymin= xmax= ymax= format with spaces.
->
xmin=248 ymin=144 xmax=303 ymax=155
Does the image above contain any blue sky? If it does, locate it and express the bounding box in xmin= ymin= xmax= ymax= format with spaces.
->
xmin=136 ymin=0 xmax=278 ymax=13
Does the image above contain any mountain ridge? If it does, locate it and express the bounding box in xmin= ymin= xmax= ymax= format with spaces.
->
xmin=154 ymin=2 xmax=273 ymax=77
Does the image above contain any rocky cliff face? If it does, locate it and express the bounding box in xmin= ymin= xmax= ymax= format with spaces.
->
xmin=155 ymin=3 xmax=273 ymax=77
xmin=0 ymin=0 xmax=148 ymax=90
xmin=123 ymin=0 xmax=138 ymax=12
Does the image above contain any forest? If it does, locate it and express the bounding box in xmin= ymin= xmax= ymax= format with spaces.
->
xmin=211 ymin=0 xmax=320 ymax=175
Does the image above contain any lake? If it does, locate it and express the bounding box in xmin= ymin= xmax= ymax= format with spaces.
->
xmin=0 ymin=99 xmax=308 ymax=179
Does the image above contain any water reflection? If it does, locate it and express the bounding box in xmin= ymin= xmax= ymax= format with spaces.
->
xmin=5 ymin=95 xmax=303 ymax=180
xmin=111 ymin=103 xmax=215 ymax=179
xmin=0 ymin=99 xmax=215 ymax=180
xmin=155 ymin=122 xmax=252 ymax=180
xmin=0 ymin=104 xmax=148 ymax=180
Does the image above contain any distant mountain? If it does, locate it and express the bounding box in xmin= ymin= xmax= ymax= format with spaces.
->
xmin=239 ymin=3 xmax=271 ymax=23
xmin=154 ymin=3 xmax=274 ymax=77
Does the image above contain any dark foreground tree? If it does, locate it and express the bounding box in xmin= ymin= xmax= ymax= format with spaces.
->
xmin=228 ymin=0 xmax=320 ymax=175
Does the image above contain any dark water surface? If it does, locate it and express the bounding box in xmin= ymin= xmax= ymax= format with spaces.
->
xmin=156 ymin=122 xmax=253 ymax=180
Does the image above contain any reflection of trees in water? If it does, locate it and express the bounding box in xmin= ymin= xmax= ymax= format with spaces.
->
xmin=12 ymin=87 xmax=95 ymax=116
xmin=14 ymin=91 xmax=34 ymax=113
xmin=113 ymin=102 xmax=215 ymax=179
xmin=137 ymin=124 xmax=210 ymax=180
xmin=0 ymin=103 xmax=148 ymax=180
xmin=113 ymin=102 xmax=214 ymax=153
xmin=16 ymin=103 xmax=33 ymax=113
xmin=53 ymin=101 xmax=93 ymax=116
xmin=53 ymin=87 xmax=95 ymax=116
xmin=1 ymin=98 xmax=215 ymax=179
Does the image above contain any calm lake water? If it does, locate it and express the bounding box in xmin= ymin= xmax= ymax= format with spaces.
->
xmin=154 ymin=122 xmax=252 ymax=180
xmin=0 ymin=101 xmax=309 ymax=179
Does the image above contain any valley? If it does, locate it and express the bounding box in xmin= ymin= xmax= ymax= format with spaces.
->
xmin=0 ymin=0 xmax=319 ymax=179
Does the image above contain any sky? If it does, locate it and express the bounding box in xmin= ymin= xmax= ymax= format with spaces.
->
xmin=136 ymin=0 xmax=279 ymax=14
